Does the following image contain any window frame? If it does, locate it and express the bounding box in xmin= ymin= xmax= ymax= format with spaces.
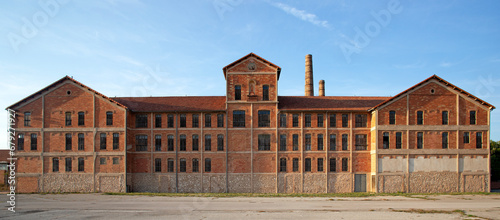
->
xmin=192 ymin=114 xmax=199 ymax=128
xmin=180 ymin=134 xmax=186 ymax=151
xmin=262 ymin=85 xmax=269 ymax=101
xmin=329 ymin=134 xmax=337 ymax=151
xmin=329 ymin=114 xmax=336 ymax=127
xmin=304 ymin=114 xmax=311 ymax=127
xmin=205 ymin=114 xmax=211 ymax=128
xmin=279 ymin=114 xmax=286 ymax=127
xmin=217 ymin=114 xmax=224 ymax=127
xmin=24 ymin=112 xmax=31 ymax=126
xmin=464 ymin=132 xmax=470 ymax=144
xmin=442 ymin=111 xmax=448 ymax=125
xmin=389 ymin=111 xmax=396 ymax=125
xmin=329 ymin=158 xmax=336 ymax=172
xmin=180 ymin=114 xmax=186 ymax=127
xmin=78 ymin=157 xmax=84 ymax=172
xmin=417 ymin=132 xmax=423 ymax=149
xmin=106 ymin=111 xmax=113 ymax=126
xmin=317 ymin=134 xmax=324 ymax=151
xmin=470 ymin=111 xmax=476 ymax=125
xmin=258 ymin=134 xmax=271 ymax=151
xmin=279 ymin=134 xmax=287 ymax=151
xmin=396 ymin=132 xmax=402 ymax=149
xmin=65 ymin=112 xmax=72 ymax=126
xmin=155 ymin=114 xmax=162 ymax=128
xmin=100 ymin=133 xmax=106 ymax=150
xmin=341 ymin=134 xmax=348 ymax=151
xmin=155 ymin=134 xmax=162 ymax=151
xmin=217 ymin=134 xmax=224 ymax=151
xmin=135 ymin=135 xmax=148 ymax=151
xmin=65 ymin=133 xmax=72 ymax=150
xmin=258 ymin=110 xmax=270 ymax=127
xmin=292 ymin=158 xmax=299 ymax=172
xmin=355 ymin=134 xmax=367 ymax=150
xmin=192 ymin=134 xmax=199 ymax=151
xmin=304 ymin=158 xmax=311 ymax=172
xmin=279 ymin=158 xmax=286 ymax=172
xmin=78 ymin=111 xmax=84 ymax=126
xmin=383 ymin=132 xmax=389 ymax=149
xmin=204 ymin=158 xmax=211 ymax=172
xmin=155 ymin=158 xmax=162 ymax=172
xmin=233 ymin=110 xmax=245 ymax=127
xmin=442 ymin=132 xmax=448 ymax=149
xmin=342 ymin=114 xmax=349 ymax=128
xmin=65 ymin=157 xmax=72 ymax=172
xmin=52 ymin=158 xmax=59 ymax=172
xmin=292 ymin=114 xmax=299 ymax=127
xmin=317 ymin=114 xmax=324 ymax=127
xmin=205 ymin=134 xmax=211 ymax=151
xmin=355 ymin=114 xmax=367 ymax=127
xmin=30 ymin=133 xmax=37 ymax=150
xmin=305 ymin=134 xmax=311 ymax=151
xmin=112 ymin=133 xmax=119 ymax=150
xmin=417 ymin=111 xmax=423 ymax=125
xmin=476 ymin=132 xmax=482 ymax=148
xmin=136 ymin=114 xmax=148 ymax=128
xmin=235 ymin=85 xmax=241 ymax=100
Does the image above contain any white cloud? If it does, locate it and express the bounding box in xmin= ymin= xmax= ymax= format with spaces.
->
xmin=270 ymin=2 xmax=330 ymax=28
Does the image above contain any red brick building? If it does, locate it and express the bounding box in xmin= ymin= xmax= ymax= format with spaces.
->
xmin=8 ymin=53 xmax=494 ymax=193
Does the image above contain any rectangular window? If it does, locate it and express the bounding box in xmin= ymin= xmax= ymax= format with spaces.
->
xmin=292 ymin=134 xmax=299 ymax=151
xmin=155 ymin=114 xmax=162 ymax=128
xmin=78 ymin=133 xmax=85 ymax=150
xmin=355 ymin=134 xmax=367 ymax=150
xmin=106 ymin=111 xmax=113 ymax=126
xmin=233 ymin=110 xmax=245 ymax=127
xmin=442 ymin=111 xmax=448 ymax=125
xmin=476 ymin=132 xmax=482 ymax=148
xmin=293 ymin=114 xmax=299 ymax=127
xmin=317 ymin=134 xmax=324 ymax=151
xmin=65 ymin=133 xmax=72 ymax=150
xmin=155 ymin=135 xmax=162 ymax=151
xmin=78 ymin=112 xmax=84 ymax=126
xmin=192 ymin=114 xmax=199 ymax=128
xmin=217 ymin=114 xmax=224 ymax=127
xmin=18 ymin=134 xmax=24 ymax=151
xmin=205 ymin=114 xmax=211 ymax=127
xmin=417 ymin=132 xmax=423 ymax=149
xmin=396 ymin=132 xmax=402 ymax=149
xmin=329 ymin=114 xmax=336 ymax=127
xmin=167 ymin=135 xmax=174 ymax=151
xmin=279 ymin=134 xmax=287 ymax=151
xmin=24 ymin=112 xmax=31 ymax=126
xmin=342 ymin=134 xmax=348 ymax=151
xmin=78 ymin=157 xmax=84 ymax=172
xmin=258 ymin=134 xmax=271 ymax=151
xmin=329 ymin=158 xmax=336 ymax=172
xmin=292 ymin=158 xmax=299 ymax=172
xmin=113 ymin=133 xmax=119 ymax=150
xmin=167 ymin=159 xmax=174 ymax=172
xmin=180 ymin=135 xmax=186 ymax=151
xmin=100 ymin=157 xmax=106 ymax=165
xmin=167 ymin=114 xmax=174 ymax=127
xmin=180 ymin=159 xmax=186 ymax=172
xmin=192 ymin=134 xmax=199 ymax=151
xmin=53 ymin=158 xmax=59 ymax=172
xmin=342 ymin=158 xmax=348 ymax=172
xmin=136 ymin=135 xmax=148 ymax=151
xmin=317 ymin=158 xmax=324 ymax=172
xmin=100 ymin=133 xmax=106 ymax=150
xmin=383 ymin=132 xmax=389 ymax=149
xmin=329 ymin=134 xmax=337 ymax=151
xmin=355 ymin=114 xmax=367 ymax=127
xmin=279 ymin=158 xmax=286 ymax=172
xmin=305 ymin=114 xmax=311 ymax=127
xmin=258 ymin=110 xmax=270 ymax=127
xmin=113 ymin=157 xmax=119 ymax=165
xmin=136 ymin=114 xmax=147 ymax=128
xmin=317 ymin=114 xmax=324 ymax=127
xmin=205 ymin=158 xmax=211 ymax=172
xmin=470 ymin=111 xmax=476 ymax=125
xmin=205 ymin=134 xmax=211 ymax=151
xmin=305 ymin=158 xmax=311 ymax=172
xmin=389 ymin=111 xmax=396 ymax=125
xmin=155 ymin=158 xmax=161 ymax=172
xmin=263 ymin=85 xmax=269 ymax=101
xmin=65 ymin=112 xmax=72 ymax=126
xmin=305 ymin=134 xmax=311 ymax=151
xmin=417 ymin=111 xmax=423 ymax=125
xmin=65 ymin=158 xmax=72 ymax=172
xmin=235 ymin=85 xmax=241 ymax=100
xmin=464 ymin=132 xmax=470 ymax=144
xmin=31 ymin=133 xmax=37 ymax=150
xmin=192 ymin=159 xmax=199 ymax=172
xmin=280 ymin=114 xmax=286 ymax=127
xmin=217 ymin=134 xmax=224 ymax=151
xmin=342 ymin=114 xmax=349 ymax=127
xmin=180 ymin=114 xmax=186 ymax=127
xmin=442 ymin=132 xmax=448 ymax=149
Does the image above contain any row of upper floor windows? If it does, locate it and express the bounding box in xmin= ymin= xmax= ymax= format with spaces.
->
xmin=233 ymin=84 xmax=270 ymax=101
xmin=154 ymin=158 xmax=212 ymax=173
xmin=279 ymin=157 xmax=349 ymax=172
xmin=22 ymin=111 xmax=114 ymax=127
xmin=135 ymin=134 xmax=225 ymax=152
xmin=16 ymin=133 xmax=120 ymax=151
xmin=388 ymin=110 xmax=479 ymax=125
xmin=135 ymin=113 xmax=224 ymax=128
xmin=51 ymin=157 xmax=120 ymax=173
xmin=381 ymin=131 xmax=483 ymax=149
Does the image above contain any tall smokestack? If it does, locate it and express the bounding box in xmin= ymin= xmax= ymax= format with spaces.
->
xmin=305 ymin=54 xmax=314 ymax=96
xmin=319 ymin=80 xmax=325 ymax=96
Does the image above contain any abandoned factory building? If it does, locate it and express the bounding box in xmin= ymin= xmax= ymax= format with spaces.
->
xmin=8 ymin=53 xmax=495 ymax=193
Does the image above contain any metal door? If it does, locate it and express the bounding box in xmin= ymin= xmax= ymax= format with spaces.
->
xmin=354 ymin=174 xmax=366 ymax=192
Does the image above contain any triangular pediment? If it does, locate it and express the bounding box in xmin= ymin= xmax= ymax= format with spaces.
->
xmin=222 ymin=53 xmax=281 ymax=79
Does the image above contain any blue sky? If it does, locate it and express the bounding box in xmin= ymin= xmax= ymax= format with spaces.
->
xmin=1 ymin=0 xmax=499 ymax=149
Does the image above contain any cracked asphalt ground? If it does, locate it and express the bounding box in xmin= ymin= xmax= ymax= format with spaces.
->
xmin=1 ymin=194 xmax=499 ymax=219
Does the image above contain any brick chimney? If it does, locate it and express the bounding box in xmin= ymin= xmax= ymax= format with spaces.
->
xmin=319 ymin=80 xmax=325 ymax=96
xmin=305 ymin=54 xmax=314 ymax=96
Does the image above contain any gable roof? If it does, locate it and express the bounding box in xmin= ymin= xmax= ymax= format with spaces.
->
xmin=279 ymin=96 xmax=389 ymax=111
xmin=369 ymin=75 xmax=495 ymax=111
xmin=113 ymin=96 xmax=226 ymax=112
xmin=222 ymin=52 xmax=282 ymax=79
xmin=6 ymin=76 xmax=127 ymax=110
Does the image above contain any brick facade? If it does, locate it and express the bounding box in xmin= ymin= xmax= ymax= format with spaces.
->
xmin=8 ymin=53 xmax=494 ymax=193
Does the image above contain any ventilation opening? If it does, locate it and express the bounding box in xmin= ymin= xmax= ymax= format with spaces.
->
xmin=66 ymin=90 xmax=72 ymax=95
xmin=430 ymin=89 xmax=435 ymax=94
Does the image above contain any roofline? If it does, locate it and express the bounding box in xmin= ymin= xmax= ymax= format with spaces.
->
xmin=222 ymin=52 xmax=282 ymax=79
xmin=6 ymin=76 xmax=128 ymax=110
xmin=369 ymin=75 xmax=496 ymax=111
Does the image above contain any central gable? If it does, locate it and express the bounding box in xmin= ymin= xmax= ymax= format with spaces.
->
xmin=222 ymin=53 xmax=281 ymax=79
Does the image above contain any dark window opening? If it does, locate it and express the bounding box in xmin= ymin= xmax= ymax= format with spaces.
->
xmin=217 ymin=134 xmax=224 ymax=151
xmin=136 ymin=114 xmax=148 ymax=128
xmin=136 ymin=135 xmax=147 ymax=151
xmin=180 ymin=159 xmax=186 ymax=172
xmin=167 ymin=159 xmax=174 ymax=172
xmin=192 ymin=134 xmax=199 ymax=151
xmin=305 ymin=158 xmax=311 ymax=172
xmin=417 ymin=111 xmax=423 ymax=125
xmin=192 ymin=159 xmax=199 ymax=172
xmin=235 ymin=85 xmax=241 ymax=100
xmin=342 ymin=134 xmax=348 ymax=151
xmin=18 ymin=134 xmax=24 ymax=151
xmin=65 ymin=133 xmax=72 ymax=150
xmin=112 ymin=133 xmax=119 ymax=150
xmin=167 ymin=135 xmax=174 ymax=151
xmin=389 ymin=111 xmax=396 ymax=125
xmin=355 ymin=134 xmax=367 ymax=150
xmin=205 ymin=134 xmax=211 ymax=151
xmin=476 ymin=132 xmax=482 ymax=148
xmin=342 ymin=114 xmax=349 ymax=128
xmin=258 ymin=134 xmax=271 ymax=151
xmin=205 ymin=114 xmax=211 ymax=128
xmin=355 ymin=114 xmax=367 ymax=127
xmin=280 ymin=114 xmax=286 ymax=127
xmin=292 ymin=158 xmax=299 ymax=172
xmin=52 ymin=158 xmax=59 ymax=172
xmin=24 ymin=112 xmax=31 ymax=126
xmin=65 ymin=112 xmax=72 ymax=126
xmin=217 ymin=114 xmax=224 ymax=127
xmin=65 ymin=158 xmax=72 ymax=172
xmin=205 ymin=158 xmax=211 ymax=172
xmin=100 ymin=133 xmax=106 ymax=150
xmin=78 ymin=157 xmax=84 ymax=172
xmin=155 ymin=114 xmax=162 ymax=128
xmin=417 ymin=132 xmax=423 ymax=149
xmin=155 ymin=135 xmax=162 ymax=151
xmin=305 ymin=114 xmax=311 ymax=127
xmin=329 ymin=158 xmax=336 ymax=172
xmin=317 ymin=134 xmax=324 ymax=151
xmin=106 ymin=111 xmax=113 ymax=126
xmin=78 ymin=112 xmax=84 ymax=126
xmin=30 ymin=133 xmax=37 ymax=150
xmin=292 ymin=134 xmax=299 ymax=151
xmin=442 ymin=132 xmax=448 ymax=149
xmin=155 ymin=158 xmax=162 ymax=172
xmin=464 ymin=132 xmax=470 ymax=144
xmin=317 ymin=114 xmax=324 ymax=127
xmin=396 ymin=132 xmax=402 ymax=149
xmin=341 ymin=158 xmax=348 ymax=172
xmin=233 ymin=110 xmax=245 ymax=127
xmin=383 ymin=132 xmax=389 ymax=149
xmin=180 ymin=135 xmax=186 ymax=151
xmin=329 ymin=134 xmax=337 ymax=151
xmin=305 ymin=134 xmax=311 ymax=151
xmin=262 ymin=85 xmax=269 ymax=101
xmin=470 ymin=111 xmax=476 ymax=125
xmin=192 ymin=114 xmax=199 ymax=128
xmin=442 ymin=111 xmax=448 ymax=125
xmin=292 ymin=114 xmax=299 ymax=127
xmin=180 ymin=114 xmax=186 ymax=127
xmin=167 ymin=114 xmax=174 ymax=127
xmin=279 ymin=158 xmax=286 ymax=172
xmin=280 ymin=134 xmax=287 ymax=151
xmin=329 ymin=114 xmax=336 ymax=127
xmin=258 ymin=110 xmax=270 ymax=127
